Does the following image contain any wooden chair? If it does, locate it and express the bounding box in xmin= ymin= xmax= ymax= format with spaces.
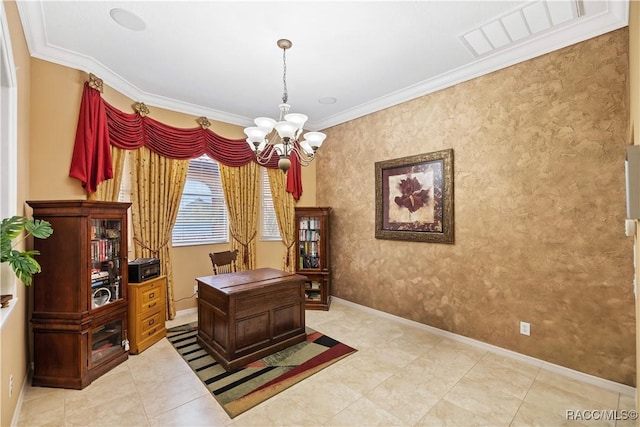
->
xmin=209 ymin=249 xmax=239 ymax=275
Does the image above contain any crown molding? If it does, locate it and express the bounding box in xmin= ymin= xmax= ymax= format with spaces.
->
xmin=310 ymin=0 xmax=629 ymax=131
xmin=15 ymin=1 xmax=253 ymax=128
xmin=16 ymin=1 xmax=628 ymax=132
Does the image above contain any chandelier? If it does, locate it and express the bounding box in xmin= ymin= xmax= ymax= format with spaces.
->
xmin=244 ymin=39 xmax=326 ymax=173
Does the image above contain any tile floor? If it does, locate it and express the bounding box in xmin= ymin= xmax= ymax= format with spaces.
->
xmin=16 ymin=299 xmax=637 ymax=426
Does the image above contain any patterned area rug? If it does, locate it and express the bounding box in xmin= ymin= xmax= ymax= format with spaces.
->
xmin=166 ymin=322 xmax=357 ymax=418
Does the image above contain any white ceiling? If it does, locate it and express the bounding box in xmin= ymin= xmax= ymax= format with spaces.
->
xmin=16 ymin=1 xmax=628 ymax=132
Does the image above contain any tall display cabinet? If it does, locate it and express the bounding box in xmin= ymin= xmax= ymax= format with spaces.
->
xmin=295 ymin=207 xmax=331 ymax=310
xmin=27 ymin=200 xmax=131 ymax=389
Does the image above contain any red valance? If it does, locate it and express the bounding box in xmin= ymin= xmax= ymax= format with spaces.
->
xmin=69 ymin=83 xmax=113 ymax=193
xmin=286 ymin=148 xmax=303 ymax=201
xmin=69 ymin=83 xmax=303 ymax=198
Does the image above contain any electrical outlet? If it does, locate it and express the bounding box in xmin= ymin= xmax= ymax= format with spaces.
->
xmin=520 ymin=321 xmax=531 ymax=336
xmin=9 ymin=374 xmax=13 ymax=397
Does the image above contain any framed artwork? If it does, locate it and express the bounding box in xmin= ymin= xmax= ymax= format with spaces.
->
xmin=375 ymin=149 xmax=454 ymax=243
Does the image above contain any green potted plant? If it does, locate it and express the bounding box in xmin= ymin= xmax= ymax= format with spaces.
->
xmin=1 ymin=216 xmax=53 ymax=286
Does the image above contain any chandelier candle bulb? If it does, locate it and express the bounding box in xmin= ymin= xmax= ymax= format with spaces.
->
xmin=254 ymin=117 xmax=276 ymax=132
xmin=244 ymin=127 xmax=269 ymax=145
xmin=303 ymin=132 xmax=327 ymax=151
xmin=284 ymin=113 xmax=308 ymax=130
xmin=300 ymin=141 xmax=314 ymax=154
xmin=275 ymin=121 xmax=297 ymax=140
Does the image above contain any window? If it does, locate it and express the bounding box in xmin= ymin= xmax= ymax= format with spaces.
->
xmin=172 ymin=156 xmax=228 ymax=246
xmin=261 ymin=168 xmax=281 ymax=240
xmin=118 ymin=152 xmax=134 ymax=252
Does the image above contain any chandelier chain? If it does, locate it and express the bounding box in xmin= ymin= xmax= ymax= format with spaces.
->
xmin=282 ymin=47 xmax=288 ymax=104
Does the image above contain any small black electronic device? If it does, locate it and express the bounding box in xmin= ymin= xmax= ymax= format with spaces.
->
xmin=128 ymin=258 xmax=160 ymax=283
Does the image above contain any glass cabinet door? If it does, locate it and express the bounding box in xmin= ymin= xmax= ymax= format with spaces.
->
xmin=295 ymin=207 xmax=331 ymax=310
xmin=298 ymin=215 xmax=321 ymax=270
xmin=90 ymin=318 xmax=124 ymax=366
xmin=90 ymin=218 xmax=123 ymax=309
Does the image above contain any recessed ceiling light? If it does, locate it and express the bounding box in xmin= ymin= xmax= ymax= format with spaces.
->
xmin=318 ymin=97 xmax=337 ymax=105
xmin=110 ymin=8 xmax=146 ymax=31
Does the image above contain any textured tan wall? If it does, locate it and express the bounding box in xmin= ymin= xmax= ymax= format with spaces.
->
xmin=317 ymin=29 xmax=635 ymax=385
xmin=2 ymin=1 xmax=32 ymax=425
xmin=632 ymin=1 xmax=639 ymax=142
xmin=629 ymin=0 xmax=640 ymax=407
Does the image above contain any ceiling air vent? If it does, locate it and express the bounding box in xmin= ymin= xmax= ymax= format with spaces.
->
xmin=460 ymin=0 xmax=581 ymax=57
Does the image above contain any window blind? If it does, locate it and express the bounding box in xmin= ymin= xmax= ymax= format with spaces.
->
xmin=172 ymin=156 xmax=228 ymax=246
xmin=262 ymin=168 xmax=281 ymax=240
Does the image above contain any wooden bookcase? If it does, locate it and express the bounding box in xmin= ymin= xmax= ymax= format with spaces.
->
xmin=295 ymin=207 xmax=331 ymax=310
xmin=27 ymin=200 xmax=131 ymax=389
xmin=128 ymin=275 xmax=167 ymax=354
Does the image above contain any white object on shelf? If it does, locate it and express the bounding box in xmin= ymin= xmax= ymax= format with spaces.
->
xmin=92 ymin=287 xmax=111 ymax=308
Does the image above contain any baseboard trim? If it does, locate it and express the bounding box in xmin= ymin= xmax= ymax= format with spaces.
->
xmin=11 ymin=366 xmax=30 ymax=427
xmin=331 ymin=297 xmax=636 ymax=397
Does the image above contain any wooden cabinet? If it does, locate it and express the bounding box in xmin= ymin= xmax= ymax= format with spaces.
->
xmin=295 ymin=207 xmax=331 ymax=310
xmin=27 ymin=200 xmax=131 ymax=389
xmin=128 ymin=275 xmax=167 ymax=354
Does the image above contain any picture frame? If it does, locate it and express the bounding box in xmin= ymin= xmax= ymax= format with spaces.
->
xmin=375 ymin=149 xmax=454 ymax=244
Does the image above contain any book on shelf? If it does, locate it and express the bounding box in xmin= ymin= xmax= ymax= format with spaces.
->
xmin=299 ymin=229 xmax=321 ymax=242
xmin=299 ymin=254 xmax=319 ymax=269
xmin=91 ymin=344 xmax=119 ymax=362
xmin=306 ymin=292 xmax=321 ymax=301
xmin=91 ymin=271 xmax=109 ymax=282
xmin=91 ymin=279 xmax=110 ymax=288
xmin=300 ymin=217 xmax=322 ymax=230
xmin=91 ymin=239 xmax=119 ymax=263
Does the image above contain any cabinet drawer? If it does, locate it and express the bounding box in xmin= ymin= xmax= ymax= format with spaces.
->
xmin=128 ymin=276 xmax=167 ymax=354
xmin=140 ymin=310 xmax=164 ymax=336
xmin=136 ymin=326 xmax=166 ymax=353
xmin=139 ymin=286 xmax=162 ymax=313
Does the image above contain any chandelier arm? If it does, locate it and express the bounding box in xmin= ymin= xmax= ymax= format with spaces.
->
xmin=290 ymin=144 xmax=315 ymax=166
xmin=254 ymin=144 xmax=279 ymax=166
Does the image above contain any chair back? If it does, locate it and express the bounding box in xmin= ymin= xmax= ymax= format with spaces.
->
xmin=209 ymin=249 xmax=238 ymax=275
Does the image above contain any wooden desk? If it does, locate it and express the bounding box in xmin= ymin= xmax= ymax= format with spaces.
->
xmin=196 ymin=268 xmax=307 ymax=370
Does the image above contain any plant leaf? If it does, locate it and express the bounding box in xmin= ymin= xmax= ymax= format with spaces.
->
xmin=7 ymin=249 xmax=42 ymax=286
xmin=24 ymin=219 xmax=53 ymax=239
xmin=20 ymin=250 xmax=41 ymax=257
xmin=1 ymin=216 xmax=26 ymax=240
xmin=1 ymin=215 xmax=52 ymax=286
xmin=1 ymin=235 xmax=12 ymax=262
